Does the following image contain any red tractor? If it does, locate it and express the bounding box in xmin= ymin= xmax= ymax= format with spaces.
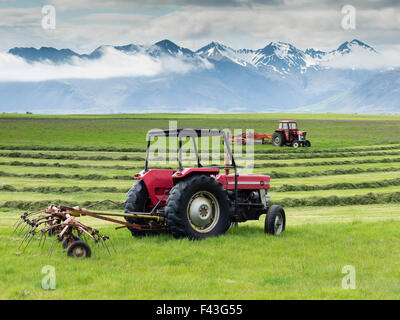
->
xmin=272 ymin=120 xmax=311 ymax=148
xmin=231 ymin=120 xmax=311 ymax=148
xmin=124 ymin=129 xmax=285 ymax=239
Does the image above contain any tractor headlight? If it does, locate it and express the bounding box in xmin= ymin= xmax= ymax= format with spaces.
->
xmin=260 ymin=189 xmax=270 ymax=208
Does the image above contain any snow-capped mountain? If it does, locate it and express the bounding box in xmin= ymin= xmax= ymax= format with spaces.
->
xmin=9 ymin=38 xmax=376 ymax=74
xmin=8 ymin=46 xmax=82 ymax=63
xmin=196 ymin=42 xmax=254 ymax=67
xmin=196 ymin=41 xmax=313 ymax=74
xmin=335 ymin=39 xmax=377 ymax=54
xmin=195 ymin=39 xmax=378 ymax=75
xmin=3 ymin=39 xmax=398 ymax=114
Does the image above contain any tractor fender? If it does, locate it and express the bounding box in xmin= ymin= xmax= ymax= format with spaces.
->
xmin=172 ymin=167 xmax=220 ymax=183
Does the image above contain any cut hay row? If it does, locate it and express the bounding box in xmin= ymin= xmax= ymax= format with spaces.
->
xmin=2 ymin=156 xmax=400 ymax=171
xmin=0 ymin=144 xmax=146 ymax=153
xmin=0 ymin=158 xmax=400 ymax=170
xmin=0 ymin=184 xmax=126 ymax=193
xmin=266 ymin=167 xmax=400 ymax=179
xmin=1 ymin=166 xmax=400 ymax=182
xmin=0 ymin=151 xmax=144 ymax=161
xmin=254 ymin=157 xmax=400 ymax=168
xmin=1 ymin=199 xmax=124 ymax=211
xmin=0 ymin=160 xmax=142 ymax=171
xmin=272 ymin=178 xmax=400 ymax=192
xmin=0 ymin=170 xmax=132 ymax=180
xmin=2 ymin=178 xmax=400 ymax=195
xmin=2 ymin=148 xmax=400 ymax=162
xmin=254 ymin=150 xmax=400 ymax=160
xmin=277 ymin=192 xmax=400 ymax=208
xmin=3 ymin=191 xmax=400 ymax=210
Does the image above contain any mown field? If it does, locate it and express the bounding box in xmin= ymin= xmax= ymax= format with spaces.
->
xmin=1 ymin=113 xmax=400 ymax=300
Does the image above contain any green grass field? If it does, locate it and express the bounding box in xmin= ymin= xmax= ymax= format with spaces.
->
xmin=1 ymin=113 xmax=400 ymax=300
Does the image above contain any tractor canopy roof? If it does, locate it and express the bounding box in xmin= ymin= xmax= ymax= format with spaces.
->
xmin=147 ymin=128 xmax=227 ymax=138
xmin=145 ymin=128 xmax=236 ymax=171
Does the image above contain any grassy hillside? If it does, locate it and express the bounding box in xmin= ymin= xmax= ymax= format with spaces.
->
xmin=1 ymin=113 xmax=400 ymax=149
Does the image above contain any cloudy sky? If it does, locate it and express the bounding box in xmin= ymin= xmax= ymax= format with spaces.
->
xmin=0 ymin=0 xmax=399 ymax=53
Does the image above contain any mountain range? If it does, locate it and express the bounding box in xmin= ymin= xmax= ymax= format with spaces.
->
xmin=2 ymin=39 xmax=399 ymax=114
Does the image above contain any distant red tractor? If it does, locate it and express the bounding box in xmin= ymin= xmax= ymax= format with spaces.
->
xmin=272 ymin=120 xmax=311 ymax=148
xmin=232 ymin=120 xmax=311 ymax=148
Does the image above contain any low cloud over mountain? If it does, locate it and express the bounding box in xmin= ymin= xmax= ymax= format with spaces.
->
xmin=1 ymin=39 xmax=399 ymax=114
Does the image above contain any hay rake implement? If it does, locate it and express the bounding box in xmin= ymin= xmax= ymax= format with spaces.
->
xmin=13 ymin=199 xmax=164 ymax=258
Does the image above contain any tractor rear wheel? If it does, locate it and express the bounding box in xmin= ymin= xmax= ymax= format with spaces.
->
xmin=272 ymin=132 xmax=284 ymax=147
xmin=265 ymin=205 xmax=286 ymax=235
xmin=124 ymin=180 xmax=159 ymax=237
xmin=165 ymin=175 xmax=231 ymax=239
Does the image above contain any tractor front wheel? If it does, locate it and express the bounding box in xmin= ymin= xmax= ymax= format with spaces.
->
xmin=165 ymin=175 xmax=231 ymax=239
xmin=304 ymin=140 xmax=311 ymax=147
xmin=292 ymin=140 xmax=300 ymax=148
xmin=265 ymin=205 xmax=286 ymax=235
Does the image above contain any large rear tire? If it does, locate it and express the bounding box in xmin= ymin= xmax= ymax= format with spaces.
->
xmin=124 ymin=180 xmax=159 ymax=237
xmin=165 ymin=175 xmax=231 ymax=239
xmin=272 ymin=132 xmax=285 ymax=147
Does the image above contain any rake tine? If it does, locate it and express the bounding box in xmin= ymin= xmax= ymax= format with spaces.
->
xmin=22 ymin=232 xmax=35 ymax=253
xmin=13 ymin=218 xmax=22 ymax=229
xmin=102 ymin=239 xmax=111 ymax=255
xmin=38 ymin=232 xmax=44 ymax=247
xmin=13 ymin=220 xmax=24 ymax=235
xmin=17 ymin=223 xmax=28 ymax=236
xmin=48 ymin=237 xmax=57 ymax=258
xmin=92 ymin=241 xmax=98 ymax=260
xmin=18 ymin=227 xmax=32 ymax=249
xmin=99 ymin=237 xmax=107 ymax=251
xmin=108 ymin=238 xmax=117 ymax=254
xmin=37 ymin=232 xmax=43 ymax=247
xmin=41 ymin=233 xmax=47 ymax=249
